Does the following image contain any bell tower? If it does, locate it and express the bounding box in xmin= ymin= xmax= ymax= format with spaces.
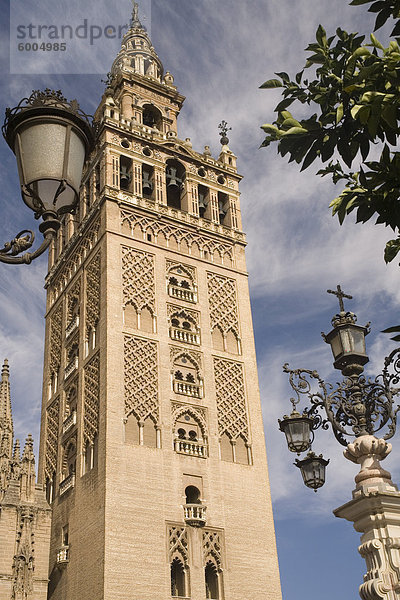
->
xmin=38 ymin=4 xmax=282 ymax=600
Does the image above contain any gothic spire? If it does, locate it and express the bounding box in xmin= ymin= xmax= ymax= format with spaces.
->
xmin=0 ymin=359 xmax=13 ymax=460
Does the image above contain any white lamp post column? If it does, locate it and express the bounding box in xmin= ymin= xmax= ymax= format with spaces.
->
xmin=334 ymin=436 xmax=400 ymax=600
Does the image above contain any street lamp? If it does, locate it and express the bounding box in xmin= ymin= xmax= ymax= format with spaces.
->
xmin=279 ymin=285 xmax=400 ymax=489
xmin=279 ymin=285 xmax=400 ymax=599
xmin=0 ymin=88 xmax=95 ymax=265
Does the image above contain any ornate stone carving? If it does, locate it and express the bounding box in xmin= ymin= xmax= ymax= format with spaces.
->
xmin=124 ymin=335 xmax=159 ymax=424
xmin=122 ymin=246 xmax=155 ymax=313
xmin=334 ymin=435 xmax=400 ymax=599
xmin=67 ymin=279 xmax=81 ymax=322
xmin=120 ymin=209 xmax=234 ymax=264
xmin=207 ymin=272 xmax=239 ymax=337
xmin=11 ymin=507 xmax=35 ymax=599
xmin=86 ymin=252 xmax=101 ymax=331
xmin=213 ymin=358 xmax=249 ymax=441
xmin=83 ymin=353 xmax=100 ymax=445
xmin=49 ymin=304 xmax=63 ymax=373
xmin=170 ymin=346 xmax=202 ymax=372
xmin=169 ymin=525 xmax=189 ymax=566
xmin=166 ymin=260 xmax=196 ymax=283
xmin=203 ymin=529 xmax=223 ymax=569
xmin=49 ymin=218 xmax=100 ymax=303
xmin=45 ymin=399 xmax=59 ymax=479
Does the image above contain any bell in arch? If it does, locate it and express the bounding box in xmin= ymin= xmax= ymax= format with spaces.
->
xmin=218 ymin=199 xmax=227 ymax=222
xmin=142 ymin=170 xmax=153 ymax=195
xmin=198 ymin=190 xmax=208 ymax=217
xmin=166 ymin=167 xmax=182 ymax=191
xmin=120 ymin=165 xmax=131 ymax=189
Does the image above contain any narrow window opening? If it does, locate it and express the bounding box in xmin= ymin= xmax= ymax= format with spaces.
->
xmin=120 ymin=155 xmax=132 ymax=191
xmin=217 ymin=192 xmax=228 ymax=224
xmin=166 ymin=159 xmax=185 ymax=210
xmin=205 ymin=562 xmax=219 ymax=600
xmin=142 ymin=163 xmax=154 ymax=198
xmin=198 ymin=184 xmax=209 ymax=218
xmin=171 ymin=558 xmax=186 ymax=597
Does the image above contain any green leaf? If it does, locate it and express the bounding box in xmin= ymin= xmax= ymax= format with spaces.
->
xmin=391 ymin=21 xmax=400 ymax=36
xmin=336 ymin=103 xmax=344 ymax=124
xmin=384 ymin=238 xmax=400 ymax=263
xmin=382 ymin=325 xmax=400 ymax=333
xmin=280 ymin=126 xmax=309 ymax=135
xmin=259 ymin=79 xmax=284 ymax=89
xmin=307 ymin=53 xmax=326 ymax=64
xmin=370 ymin=32 xmax=385 ymax=49
xmin=260 ymin=124 xmax=280 ymax=134
xmin=300 ymin=144 xmax=319 ymax=171
xmin=375 ymin=8 xmax=393 ymax=30
xmin=316 ymin=25 xmax=327 ymax=47
xmin=275 ymin=71 xmax=290 ymax=83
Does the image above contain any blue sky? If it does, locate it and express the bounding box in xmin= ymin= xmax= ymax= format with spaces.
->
xmin=1 ymin=0 xmax=400 ymax=598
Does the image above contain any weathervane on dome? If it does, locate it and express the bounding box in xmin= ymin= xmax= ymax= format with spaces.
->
xmin=131 ymin=1 xmax=145 ymax=29
xmin=218 ymin=120 xmax=231 ymax=146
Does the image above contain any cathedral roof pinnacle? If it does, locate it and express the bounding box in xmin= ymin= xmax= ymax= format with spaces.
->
xmin=0 ymin=358 xmax=13 ymax=439
xmin=13 ymin=438 xmax=20 ymax=462
xmin=22 ymin=434 xmax=35 ymax=463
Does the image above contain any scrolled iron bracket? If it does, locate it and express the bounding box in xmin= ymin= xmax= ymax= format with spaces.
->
xmin=284 ymin=350 xmax=400 ymax=447
xmin=0 ymin=212 xmax=60 ymax=265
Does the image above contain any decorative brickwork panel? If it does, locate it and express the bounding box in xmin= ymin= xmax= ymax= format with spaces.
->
xmin=86 ymin=252 xmax=101 ymax=330
xmin=166 ymin=260 xmax=196 ymax=285
xmin=67 ymin=279 xmax=81 ymax=322
xmin=203 ymin=530 xmax=223 ymax=568
xmin=124 ymin=336 xmax=159 ymax=424
xmin=83 ymin=353 xmax=100 ymax=445
xmin=168 ymin=525 xmax=189 ymax=566
xmin=167 ymin=304 xmax=199 ymax=326
xmin=170 ymin=346 xmax=202 ymax=371
xmin=120 ymin=209 xmax=234 ymax=264
xmin=45 ymin=399 xmax=59 ymax=479
xmin=49 ymin=218 xmax=100 ymax=304
xmin=207 ymin=272 xmax=239 ymax=337
xmin=49 ymin=304 xmax=63 ymax=372
xmin=213 ymin=359 xmax=249 ymax=441
xmin=122 ymin=246 xmax=155 ymax=313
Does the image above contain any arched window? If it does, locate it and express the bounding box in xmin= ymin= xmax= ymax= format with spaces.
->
xmin=172 ymin=354 xmax=202 ymax=399
xmin=142 ymin=103 xmax=162 ymax=129
xmin=167 ymin=264 xmax=197 ymax=303
xmin=46 ymin=472 xmax=55 ymax=503
xmin=171 ymin=557 xmax=186 ymax=597
xmin=185 ymin=485 xmax=201 ymax=504
xmin=173 ymin=409 xmax=207 ymax=458
xmin=205 ymin=562 xmax=219 ymax=600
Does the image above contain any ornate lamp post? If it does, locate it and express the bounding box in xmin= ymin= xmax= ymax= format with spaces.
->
xmin=279 ymin=286 xmax=400 ymax=599
xmin=0 ymin=88 xmax=95 ymax=265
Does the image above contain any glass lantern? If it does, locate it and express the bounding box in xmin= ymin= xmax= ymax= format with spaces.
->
xmin=295 ymin=451 xmax=329 ymax=491
xmin=278 ymin=410 xmax=314 ymax=455
xmin=3 ymin=90 xmax=95 ymax=219
xmin=324 ymin=321 xmax=369 ymax=374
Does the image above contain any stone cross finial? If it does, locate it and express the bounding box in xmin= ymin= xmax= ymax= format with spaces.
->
xmin=327 ymin=285 xmax=352 ymax=313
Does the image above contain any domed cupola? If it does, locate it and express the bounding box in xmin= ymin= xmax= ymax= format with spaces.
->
xmin=111 ymin=2 xmax=163 ymax=82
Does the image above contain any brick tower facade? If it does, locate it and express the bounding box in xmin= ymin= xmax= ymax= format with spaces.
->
xmin=38 ymin=5 xmax=282 ymax=600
